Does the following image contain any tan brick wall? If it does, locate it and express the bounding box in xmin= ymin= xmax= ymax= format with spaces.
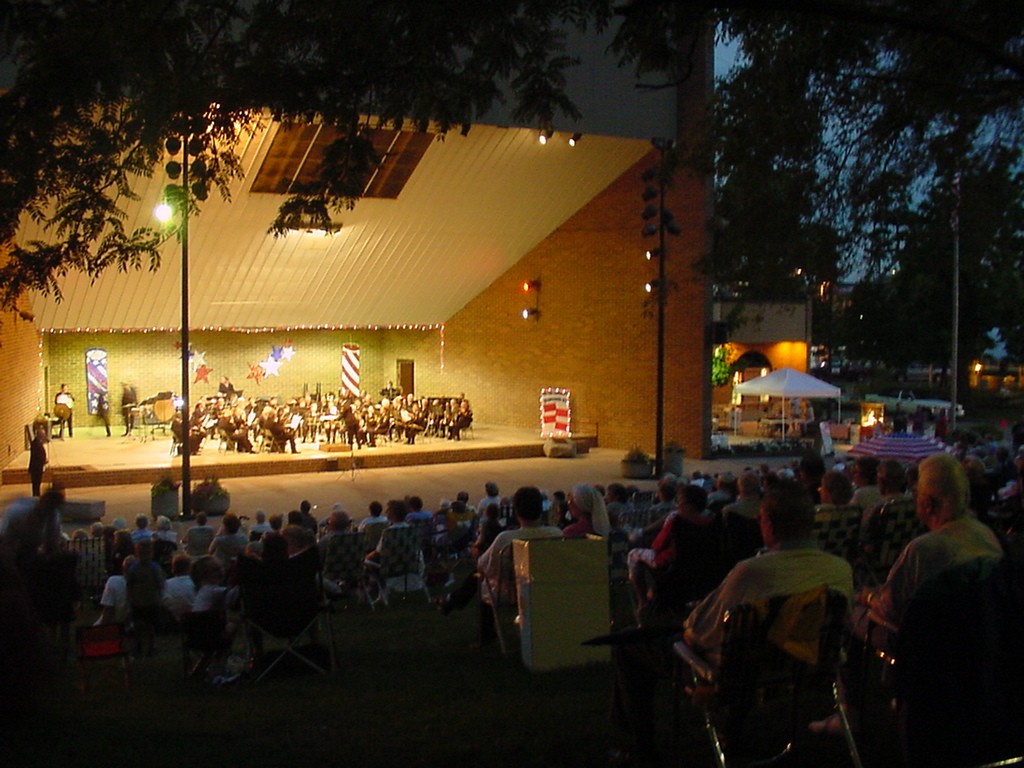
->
xmin=0 ymin=254 xmax=45 ymax=476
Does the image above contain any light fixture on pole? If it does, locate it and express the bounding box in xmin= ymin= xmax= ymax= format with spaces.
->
xmin=157 ymin=127 xmax=211 ymax=519
xmin=641 ymin=138 xmax=680 ymax=477
xmin=521 ymin=279 xmax=541 ymax=320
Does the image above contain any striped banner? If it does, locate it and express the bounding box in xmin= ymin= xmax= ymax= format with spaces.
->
xmin=85 ymin=348 xmax=108 ymax=415
xmin=540 ymin=387 xmax=571 ymax=437
xmin=341 ymin=344 xmax=361 ymax=398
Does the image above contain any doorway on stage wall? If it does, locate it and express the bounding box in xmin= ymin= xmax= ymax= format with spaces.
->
xmin=397 ymin=359 xmax=414 ymax=397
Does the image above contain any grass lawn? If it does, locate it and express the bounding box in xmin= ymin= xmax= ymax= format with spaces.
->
xmin=2 ymin=571 xmax=903 ymax=768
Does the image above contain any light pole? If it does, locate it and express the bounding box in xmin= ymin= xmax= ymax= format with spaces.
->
xmin=157 ymin=131 xmax=208 ymax=517
xmin=641 ymin=139 xmax=681 ymax=476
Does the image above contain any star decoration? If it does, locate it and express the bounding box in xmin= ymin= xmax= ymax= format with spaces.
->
xmin=194 ymin=364 xmax=213 ymax=384
xmin=270 ymin=345 xmax=283 ymax=361
xmin=192 ymin=350 xmax=207 ymax=367
xmin=280 ymin=342 xmax=295 ymax=361
xmin=247 ymin=362 xmax=265 ymax=385
xmin=259 ymin=357 xmax=283 ymax=377
xmin=174 ymin=341 xmax=183 ymax=350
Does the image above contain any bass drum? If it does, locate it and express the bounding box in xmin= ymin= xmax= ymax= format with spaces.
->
xmin=54 ymin=403 xmax=72 ymax=421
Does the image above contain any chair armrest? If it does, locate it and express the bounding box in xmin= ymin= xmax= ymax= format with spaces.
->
xmin=673 ymin=639 xmax=716 ymax=683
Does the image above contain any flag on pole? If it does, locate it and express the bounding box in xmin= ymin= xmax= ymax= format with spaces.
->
xmin=341 ymin=344 xmax=361 ymax=398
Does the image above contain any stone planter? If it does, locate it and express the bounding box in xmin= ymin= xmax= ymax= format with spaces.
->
xmin=620 ymin=459 xmax=654 ymax=480
xmin=151 ymin=489 xmax=179 ymax=520
xmin=663 ymin=446 xmax=685 ymax=477
xmin=193 ymin=493 xmax=230 ymax=516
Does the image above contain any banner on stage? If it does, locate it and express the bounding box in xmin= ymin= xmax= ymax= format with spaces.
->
xmin=819 ymin=421 xmax=834 ymax=456
xmin=341 ymin=344 xmax=360 ymax=398
xmin=86 ymin=348 xmax=108 ymax=415
xmin=540 ymin=388 xmax=571 ymax=437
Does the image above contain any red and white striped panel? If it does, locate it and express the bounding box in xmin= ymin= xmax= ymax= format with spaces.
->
xmin=341 ymin=344 xmax=361 ymax=398
xmin=539 ymin=388 xmax=571 ymax=436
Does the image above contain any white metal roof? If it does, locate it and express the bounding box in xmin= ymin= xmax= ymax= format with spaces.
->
xmin=26 ymin=120 xmax=650 ymax=331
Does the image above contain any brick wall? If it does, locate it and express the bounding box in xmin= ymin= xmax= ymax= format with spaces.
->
xmin=0 ymin=247 xmax=46 ymax=475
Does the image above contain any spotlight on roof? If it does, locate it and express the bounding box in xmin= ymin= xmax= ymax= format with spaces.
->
xmin=568 ymin=132 xmax=582 ymax=147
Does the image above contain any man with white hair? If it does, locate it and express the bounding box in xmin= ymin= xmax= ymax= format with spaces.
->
xmin=811 ymin=451 xmax=1004 ymax=735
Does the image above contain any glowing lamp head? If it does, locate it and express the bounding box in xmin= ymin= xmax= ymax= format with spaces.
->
xmin=154 ymin=202 xmax=174 ymax=222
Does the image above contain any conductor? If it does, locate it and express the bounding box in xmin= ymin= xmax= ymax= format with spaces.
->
xmin=28 ymin=424 xmax=48 ymax=497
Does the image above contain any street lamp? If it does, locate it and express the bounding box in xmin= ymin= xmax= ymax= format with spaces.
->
xmin=641 ymin=139 xmax=680 ymax=476
xmin=157 ymin=130 xmax=210 ymax=518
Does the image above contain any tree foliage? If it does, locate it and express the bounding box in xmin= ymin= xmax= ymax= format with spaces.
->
xmin=0 ymin=0 xmax=1020 ymax=322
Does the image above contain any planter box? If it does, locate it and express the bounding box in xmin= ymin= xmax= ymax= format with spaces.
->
xmin=151 ymin=490 xmax=179 ymax=520
xmin=621 ymin=459 xmax=654 ymax=480
xmin=193 ymin=493 xmax=230 ymax=516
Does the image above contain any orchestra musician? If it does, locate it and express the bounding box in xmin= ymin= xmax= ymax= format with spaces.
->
xmin=121 ymin=382 xmax=138 ymax=436
xmin=218 ymin=376 xmax=237 ymax=401
xmin=341 ymin=404 xmax=373 ymax=448
xmin=54 ymin=383 xmax=74 ymax=438
xmin=320 ymin=393 xmax=340 ymax=443
xmin=448 ymin=398 xmax=473 ymax=441
xmin=171 ymin=411 xmax=202 ymax=455
xmin=399 ymin=400 xmax=426 ymax=445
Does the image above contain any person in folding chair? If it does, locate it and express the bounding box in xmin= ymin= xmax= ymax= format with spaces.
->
xmin=608 ymin=479 xmax=853 ymax=767
xmin=435 ymin=486 xmax=562 ymax=645
xmin=813 ymin=452 xmax=1004 ymax=738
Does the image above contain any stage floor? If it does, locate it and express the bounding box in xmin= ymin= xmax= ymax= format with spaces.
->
xmin=1 ymin=423 xmax=594 ymax=491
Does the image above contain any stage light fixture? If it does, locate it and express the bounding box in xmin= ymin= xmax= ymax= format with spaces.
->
xmin=568 ymin=132 xmax=582 ymax=146
xmin=538 ymin=128 xmax=554 ymax=145
xmin=522 ymin=279 xmax=541 ymax=293
xmin=522 ymin=308 xmax=540 ymax=320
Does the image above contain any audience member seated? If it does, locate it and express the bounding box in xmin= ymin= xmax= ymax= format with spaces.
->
xmin=183 ymin=512 xmax=215 ymax=558
xmin=810 ymin=452 xmax=1005 ymax=736
xmin=721 ymin=470 xmax=764 ymax=562
xmin=629 ymin=483 xmax=728 ymax=624
xmin=609 ymin=480 xmax=853 ymax=767
xmin=562 ymin=483 xmax=611 ymax=538
xmin=851 ymin=456 xmax=883 ymax=511
xmin=162 ymin=553 xmax=196 ymax=622
xmin=125 ymin=539 xmax=166 ymax=656
xmin=95 ymin=553 xmax=134 ymax=626
xmin=208 ymin=513 xmax=248 ymax=569
xmin=317 ymin=509 xmax=353 ymax=562
xmin=130 ymin=514 xmax=153 ymax=544
xmin=357 ymin=500 xmax=388 ymax=534
xmin=436 ymin=487 xmax=561 ymax=644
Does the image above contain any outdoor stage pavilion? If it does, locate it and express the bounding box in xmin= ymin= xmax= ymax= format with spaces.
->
xmin=0 ymin=28 xmax=715 ymax=494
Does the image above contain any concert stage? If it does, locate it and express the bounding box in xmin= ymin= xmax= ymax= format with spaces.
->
xmin=1 ymin=424 xmax=597 ymax=491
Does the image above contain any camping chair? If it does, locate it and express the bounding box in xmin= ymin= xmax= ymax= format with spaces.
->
xmin=69 ymin=536 xmax=107 ymax=603
xmin=891 ymin=557 xmax=1024 ymax=768
xmin=321 ymin=531 xmax=369 ymax=606
xmin=858 ymin=497 xmax=923 ymax=586
xmin=813 ymin=503 xmax=863 ymax=560
xmin=608 ymin=529 xmax=636 ymax=631
xmin=480 ymin=543 xmax=519 ymax=655
xmin=76 ymin=623 xmax=131 ymax=692
xmin=180 ymin=609 xmax=233 ymax=679
xmin=672 ymin=587 xmax=862 ymax=768
xmin=237 ymin=547 xmax=336 ymax=683
xmin=364 ymin=525 xmax=430 ymax=607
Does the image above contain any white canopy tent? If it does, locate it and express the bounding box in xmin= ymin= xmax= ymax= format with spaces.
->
xmin=733 ymin=367 xmax=842 ymax=440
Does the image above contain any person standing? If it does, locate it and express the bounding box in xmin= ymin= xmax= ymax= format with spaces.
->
xmin=96 ymin=391 xmax=111 ymax=437
xmin=54 ymin=384 xmax=74 ymax=438
xmin=28 ymin=425 xmax=48 ymax=497
xmin=120 ymin=382 xmax=138 ymax=436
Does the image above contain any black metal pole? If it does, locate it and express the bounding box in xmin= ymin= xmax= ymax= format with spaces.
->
xmin=654 ymin=175 xmax=667 ymax=477
xmin=180 ymin=136 xmax=191 ymax=518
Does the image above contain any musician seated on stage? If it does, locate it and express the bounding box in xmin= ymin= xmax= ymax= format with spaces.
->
xmin=448 ymin=398 xmax=474 ymax=441
xmin=171 ymin=412 xmax=203 ymax=455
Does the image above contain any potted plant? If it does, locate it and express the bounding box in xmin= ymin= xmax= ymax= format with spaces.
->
xmin=191 ymin=476 xmax=231 ymax=515
xmin=621 ymin=447 xmax=654 ymax=479
xmin=150 ymin=474 xmax=180 ymax=519
xmin=663 ymin=441 xmax=685 ymax=476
